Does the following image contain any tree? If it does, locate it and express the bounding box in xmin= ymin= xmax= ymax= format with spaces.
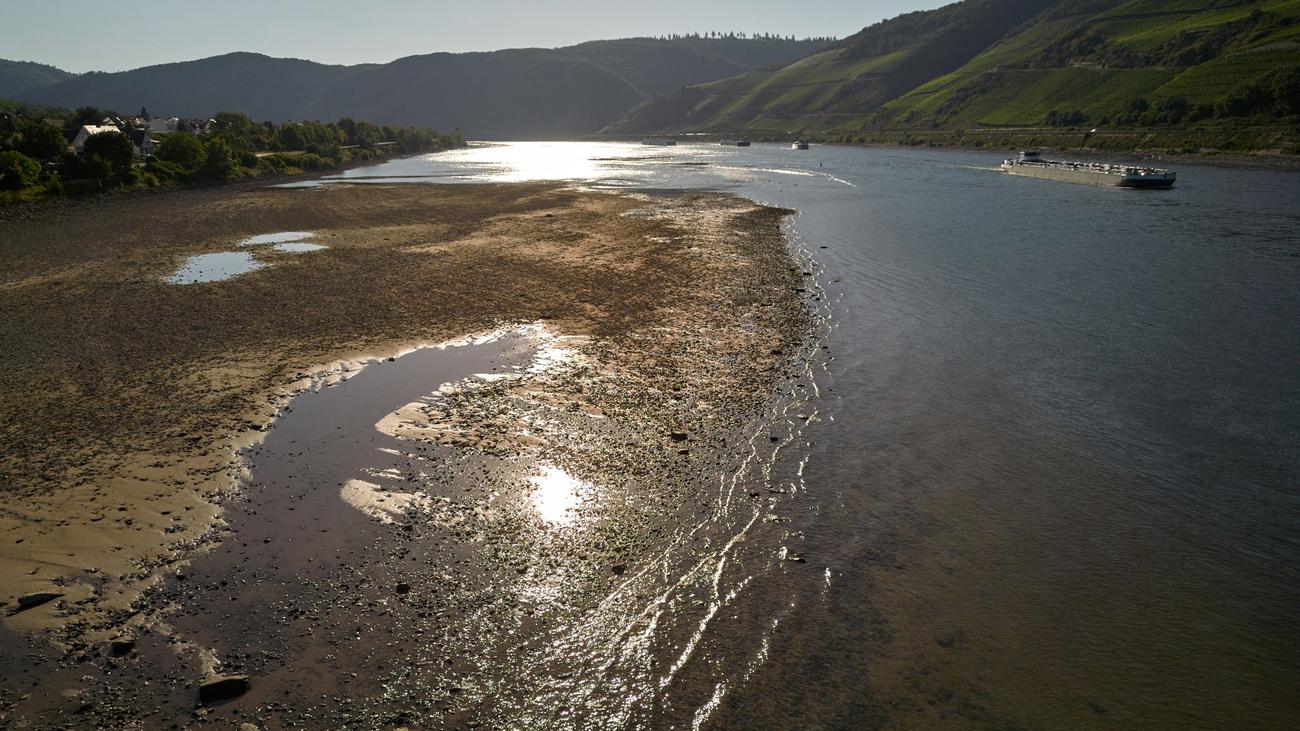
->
xmin=63 ymin=106 xmax=109 ymax=140
xmin=16 ymin=121 xmax=68 ymax=162
xmin=353 ymin=121 xmax=384 ymax=149
xmin=337 ymin=117 xmax=357 ymax=143
xmin=1267 ymin=66 xmax=1300 ymax=116
xmin=211 ymin=111 xmax=257 ymax=150
xmin=199 ymin=138 xmax=235 ymax=180
xmin=156 ymin=133 xmax=205 ymax=171
xmin=81 ymin=131 xmax=136 ymax=182
xmin=0 ymin=150 xmax=40 ymax=190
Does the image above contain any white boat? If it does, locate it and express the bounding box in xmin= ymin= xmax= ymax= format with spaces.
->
xmin=792 ymin=140 xmax=809 ymax=150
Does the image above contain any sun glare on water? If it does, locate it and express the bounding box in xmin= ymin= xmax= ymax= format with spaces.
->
xmin=452 ymin=141 xmax=644 ymax=182
xmin=528 ymin=464 xmax=587 ymax=525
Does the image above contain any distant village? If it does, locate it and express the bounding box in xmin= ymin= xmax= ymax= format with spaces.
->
xmin=69 ymin=112 xmax=216 ymax=159
xmin=0 ymin=104 xmax=464 ymax=199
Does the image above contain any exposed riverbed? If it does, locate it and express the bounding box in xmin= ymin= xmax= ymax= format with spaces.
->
xmin=3 ymin=141 xmax=1298 ymax=729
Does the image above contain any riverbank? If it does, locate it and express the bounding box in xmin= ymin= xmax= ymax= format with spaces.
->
xmin=811 ymin=126 xmax=1300 ymax=170
xmin=0 ymin=144 xmax=464 ymax=222
xmin=0 ymin=178 xmax=810 ymax=727
xmin=594 ymin=126 xmax=1300 ymax=170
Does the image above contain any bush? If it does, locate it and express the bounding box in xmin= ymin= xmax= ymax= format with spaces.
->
xmin=156 ymin=133 xmax=205 ymax=171
xmin=296 ymin=153 xmax=337 ymax=171
xmin=16 ymin=121 xmax=68 ymax=162
xmin=199 ymin=138 xmax=236 ymax=181
xmin=145 ymin=159 xmax=187 ymax=183
xmin=0 ymin=150 xmax=41 ymax=189
xmin=81 ymin=131 xmax=136 ymax=183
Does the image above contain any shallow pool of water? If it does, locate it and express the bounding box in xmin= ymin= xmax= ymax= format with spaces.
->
xmin=238 ymin=231 xmax=315 ymax=247
xmin=163 ymin=251 xmax=263 ymax=284
xmin=271 ymin=242 xmax=327 ymax=253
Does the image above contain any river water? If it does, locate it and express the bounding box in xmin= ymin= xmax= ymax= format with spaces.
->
xmin=302 ymin=142 xmax=1300 ymax=728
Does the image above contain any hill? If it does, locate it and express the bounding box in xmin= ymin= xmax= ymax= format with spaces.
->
xmin=17 ymin=53 xmax=372 ymax=122
xmin=11 ymin=37 xmax=828 ymax=138
xmin=608 ymin=0 xmax=1060 ymax=133
xmin=610 ymin=0 xmax=1300 ymax=146
xmin=0 ymin=59 xmax=75 ymax=99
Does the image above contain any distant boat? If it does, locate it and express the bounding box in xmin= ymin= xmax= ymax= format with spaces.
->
xmin=792 ymin=140 xmax=810 ymax=150
xmin=720 ymin=138 xmax=751 ymax=147
xmin=641 ymin=138 xmax=677 ymax=146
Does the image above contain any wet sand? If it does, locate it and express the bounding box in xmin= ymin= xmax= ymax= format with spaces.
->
xmin=0 ymin=181 xmax=810 ymax=727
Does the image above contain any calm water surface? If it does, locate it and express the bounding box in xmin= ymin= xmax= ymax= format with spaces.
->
xmin=314 ymin=142 xmax=1300 ymax=728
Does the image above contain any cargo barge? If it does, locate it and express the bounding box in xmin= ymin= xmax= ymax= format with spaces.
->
xmin=1001 ymin=150 xmax=1175 ymax=188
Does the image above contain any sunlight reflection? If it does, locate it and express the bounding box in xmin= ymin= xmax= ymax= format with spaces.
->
xmin=471 ymin=141 xmax=607 ymax=182
xmin=528 ymin=464 xmax=586 ymax=525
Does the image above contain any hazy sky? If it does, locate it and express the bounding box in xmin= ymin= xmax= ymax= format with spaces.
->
xmin=2 ymin=1 xmax=941 ymax=73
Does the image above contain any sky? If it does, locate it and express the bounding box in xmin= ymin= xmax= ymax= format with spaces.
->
xmin=1 ymin=0 xmax=941 ymax=73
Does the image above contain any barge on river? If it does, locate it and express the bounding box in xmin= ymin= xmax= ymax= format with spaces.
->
xmin=1001 ymin=150 xmax=1175 ymax=188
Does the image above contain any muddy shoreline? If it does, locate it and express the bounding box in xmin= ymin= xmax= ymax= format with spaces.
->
xmin=0 ymin=179 xmax=815 ymax=728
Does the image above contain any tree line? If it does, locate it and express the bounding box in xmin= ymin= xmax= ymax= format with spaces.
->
xmin=0 ymin=106 xmax=464 ymax=200
xmin=1043 ymin=66 xmax=1300 ymax=128
xmin=650 ymin=32 xmax=836 ymax=42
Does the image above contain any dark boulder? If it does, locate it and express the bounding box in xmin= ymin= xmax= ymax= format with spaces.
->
xmin=199 ymin=675 xmax=251 ymax=704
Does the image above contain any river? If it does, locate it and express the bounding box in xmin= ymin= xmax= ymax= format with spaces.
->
xmin=296 ymin=142 xmax=1300 ymax=728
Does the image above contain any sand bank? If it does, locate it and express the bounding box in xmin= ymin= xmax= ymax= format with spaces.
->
xmin=0 ymin=179 xmax=811 ymax=726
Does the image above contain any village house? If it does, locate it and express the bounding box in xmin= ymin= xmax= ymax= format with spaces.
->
xmin=127 ymin=128 xmax=156 ymax=158
xmin=149 ymin=116 xmax=179 ymax=134
xmin=71 ymin=124 xmax=156 ymax=159
xmin=70 ymin=124 xmax=122 ymax=152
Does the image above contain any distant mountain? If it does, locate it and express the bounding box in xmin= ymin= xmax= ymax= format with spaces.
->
xmin=0 ymin=59 xmax=75 ymax=99
xmin=9 ymin=37 xmax=828 ymax=137
xmin=17 ymin=53 xmax=371 ymax=122
xmin=610 ymin=0 xmax=1300 ymax=136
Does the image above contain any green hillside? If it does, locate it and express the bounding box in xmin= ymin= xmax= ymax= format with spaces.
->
xmin=609 ymin=0 xmax=1059 ymax=134
xmin=884 ymin=0 xmax=1300 ymax=128
xmin=610 ymin=0 xmax=1300 ymax=151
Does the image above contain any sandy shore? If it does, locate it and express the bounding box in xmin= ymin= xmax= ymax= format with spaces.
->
xmin=0 ymin=179 xmax=810 ymax=726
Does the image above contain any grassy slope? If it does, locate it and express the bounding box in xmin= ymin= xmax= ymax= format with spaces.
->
xmin=612 ymin=0 xmax=1300 ymax=150
xmin=883 ymin=0 xmax=1300 ymax=126
xmin=607 ymin=0 xmax=1061 ymax=134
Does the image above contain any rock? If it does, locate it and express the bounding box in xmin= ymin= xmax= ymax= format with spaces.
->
xmin=109 ymin=636 xmax=136 ymax=656
xmin=240 ymin=723 xmax=262 ymax=731
xmin=198 ymin=675 xmax=251 ymax=704
xmin=395 ymin=582 xmax=411 ymax=594
xmin=611 ymin=564 xmax=626 ymax=575
xmin=669 ymin=431 xmax=688 ymax=442
xmin=11 ymin=592 xmax=62 ymax=613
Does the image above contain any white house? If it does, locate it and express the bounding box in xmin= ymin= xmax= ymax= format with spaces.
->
xmin=71 ymin=125 xmax=123 ymax=152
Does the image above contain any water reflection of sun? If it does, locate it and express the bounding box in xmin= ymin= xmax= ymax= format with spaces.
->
xmin=528 ymin=464 xmax=586 ymax=525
